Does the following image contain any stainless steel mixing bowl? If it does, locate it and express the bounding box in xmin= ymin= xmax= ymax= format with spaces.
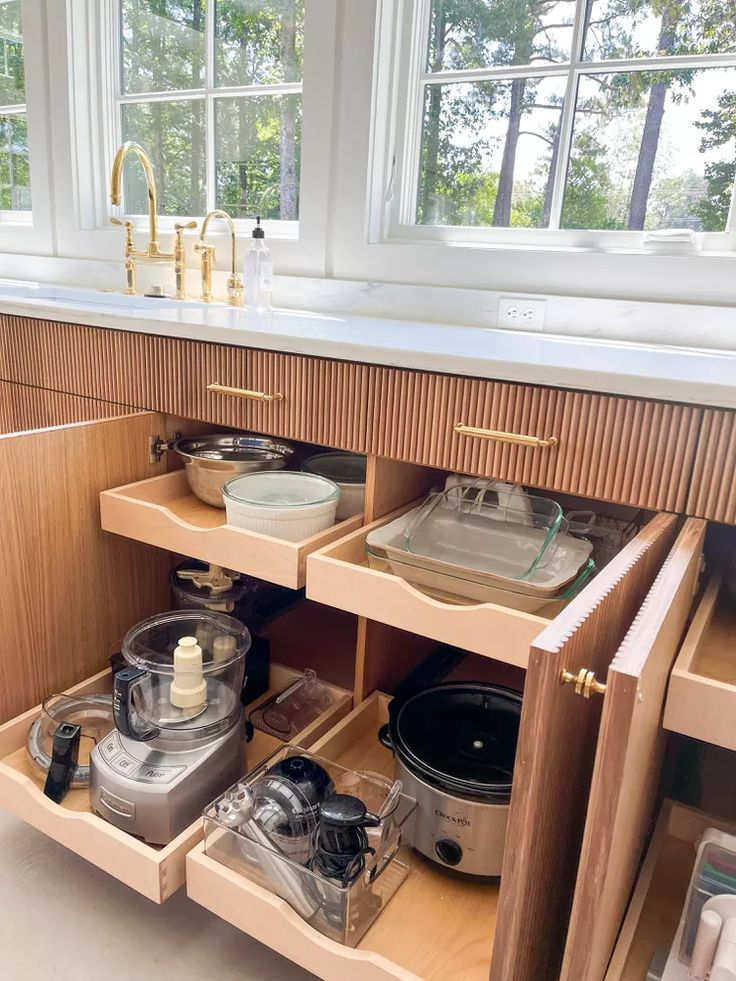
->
xmin=172 ymin=434 xmax=294 ymax=508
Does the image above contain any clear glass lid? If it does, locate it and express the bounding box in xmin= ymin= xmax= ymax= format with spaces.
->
xmin=223 ymin=471 xmax=340 ymax=508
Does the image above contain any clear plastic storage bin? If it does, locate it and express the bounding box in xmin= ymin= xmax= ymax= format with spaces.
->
xmin=203 ymin=746 xmax=417 ymax=947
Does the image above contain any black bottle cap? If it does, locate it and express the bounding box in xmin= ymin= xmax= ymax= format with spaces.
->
xmin=252 ymin=216 xmax=265 ymax=239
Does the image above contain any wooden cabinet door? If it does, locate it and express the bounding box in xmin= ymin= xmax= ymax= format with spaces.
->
xmin=0 ymin=409 xmax=172 ymax=722
xmin=490 ymin=512 xmax=679 ymax=981
xmin=560 ymin=517 xmax=706 ymax=981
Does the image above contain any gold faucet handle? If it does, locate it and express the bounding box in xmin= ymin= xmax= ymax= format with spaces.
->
xmin=194 ymin=241 xmax=215 ymax=258
xmin=175 ymin=220 xmax=198 ymax=234
xmin=226 ymin=274 xmax=244 ymax=307
xmin=110 ymin=216 xmax=135 ymax=244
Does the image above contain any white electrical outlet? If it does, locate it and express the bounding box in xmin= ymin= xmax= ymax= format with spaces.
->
xmin=498 ymin=296 xmax=547 ymax=330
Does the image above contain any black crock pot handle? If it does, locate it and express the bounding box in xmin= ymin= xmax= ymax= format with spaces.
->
xmin=377 ymin=724 xmax=393 ymax=750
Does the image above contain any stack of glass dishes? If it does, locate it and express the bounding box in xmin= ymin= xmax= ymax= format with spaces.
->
xmin=366 ymin=485 xmax=595 ymax=613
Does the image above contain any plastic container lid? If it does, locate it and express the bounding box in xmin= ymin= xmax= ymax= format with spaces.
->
xmin=302 ymin=452 xmax=367 ymax=485
xmin=223 ymin=471 xmax=340 ymax=509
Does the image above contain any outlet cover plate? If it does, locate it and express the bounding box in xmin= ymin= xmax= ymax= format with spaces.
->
xmin=498 ymin=296 xmax=547 ymax=330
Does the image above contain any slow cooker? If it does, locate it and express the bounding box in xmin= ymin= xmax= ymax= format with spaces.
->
xmin=379 ymin=682 xmax=522 ymax=877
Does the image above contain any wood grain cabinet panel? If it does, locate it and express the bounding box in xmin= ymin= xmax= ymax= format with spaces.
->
xmin=369 ymin=367 xmax=702 ymax=510
xmin=687 ymin=408 xmax=736 ymax=523
xmin=0 ymin=315 xmax=369 ymax=451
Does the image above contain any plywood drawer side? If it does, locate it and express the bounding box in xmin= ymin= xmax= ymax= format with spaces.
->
xmin=1 ymin=315 xmax=370 ymax=451
xmin=687 ymin=408 xmax=736 ymax=524
xmin=368 ymin=367 xmax=701 ymax=511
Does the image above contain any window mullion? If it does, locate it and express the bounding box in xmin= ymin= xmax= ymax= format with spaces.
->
xmin=401 ymin=0 xmax=431 ymax=224
xmin=547 ymin=0 xmax=589 ymax=230
xmin=205 ymin=0 xmax=215 ymax=214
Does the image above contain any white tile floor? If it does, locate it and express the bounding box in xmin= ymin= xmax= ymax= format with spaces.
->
xmin=0 ymin=810 xmax=315 ymax=981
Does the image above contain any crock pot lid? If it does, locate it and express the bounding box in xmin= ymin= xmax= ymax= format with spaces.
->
xmin=393 ymin=683 xmax=521 ymax=794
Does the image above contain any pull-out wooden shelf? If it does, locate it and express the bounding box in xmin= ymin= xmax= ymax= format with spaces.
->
xmin=0 ymin=664 xmax=351 ymax=904
xmin=188 ymin=692 xmax=497 ymax=981
xmin=308 ymin=501 xmax=579 ymax=668
xmin=664 ymin=573 xmax=736 ymax=751
xmin=605 ymin=801 xmax=736 ymax=981
xmin=100 ymin=470 xmax=363 ymax=590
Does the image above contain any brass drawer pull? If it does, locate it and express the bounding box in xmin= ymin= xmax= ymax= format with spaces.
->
xmin=454 ymin=423 xmax=558 ymax=449
xmin=561 ymin=668 xmax=607 ymax=699
xmin=207 ymin=383 xmax=284 ymax=403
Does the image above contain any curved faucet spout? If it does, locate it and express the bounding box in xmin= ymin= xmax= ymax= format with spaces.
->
xmin=110 ymin=141 xmax=160 ymax=249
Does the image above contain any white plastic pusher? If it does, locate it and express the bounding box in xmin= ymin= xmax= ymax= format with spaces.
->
xmin=170 ymin=636 xmax=207 ymax=709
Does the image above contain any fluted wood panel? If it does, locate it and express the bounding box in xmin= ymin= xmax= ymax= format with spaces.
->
xmin=0 ymin=380 xmax=133 ymax=435
xmin=0 ymin=315 xmax=369 ymax=451
xmin=687 ymin=408 xmax=736 ymax=523
xmin=369 ymin=367 xmax=702 ymax=511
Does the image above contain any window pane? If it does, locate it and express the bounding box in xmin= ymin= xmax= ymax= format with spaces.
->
xmin=561 ymin=68 xmax=736 ymax=232
xmin=426 ymin=0 xmax=574 ymax=71
xmin=0 ymin=1 xmax=25 ymax=106
xmin=583 ymin=0 xmax=734 ymax=61
xmin=416 ymin=78 xmax=565 ymax=228
xmin=0 ymin=113 xmax=30 ymax=209
xmin=215 ymin=94 xmax=301 ymax=219
xmin=215 ymin=0 xmax=304 ymax=86
xmin=121 ymin=0 xmax=205 ymax=95
xmin=121 ymin=100 xmax=206 ymax=215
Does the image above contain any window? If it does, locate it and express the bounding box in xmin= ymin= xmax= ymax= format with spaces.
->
xmin=393 ymin=0 xmax=736 ymax=242
xmin=115 ymin=0 xmax=304 ymax=221
xmin=0 ymin=0 xmax=30 ymax=211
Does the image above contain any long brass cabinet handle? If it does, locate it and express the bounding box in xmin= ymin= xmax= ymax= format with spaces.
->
xmin=207 ymin=382 xmax=284 ymax=403
xmin=454 ymin=423 xmax=558 ymax=449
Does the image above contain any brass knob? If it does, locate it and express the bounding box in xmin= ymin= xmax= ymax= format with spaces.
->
xmin=560 ymin=667 xmax=607 ymax=699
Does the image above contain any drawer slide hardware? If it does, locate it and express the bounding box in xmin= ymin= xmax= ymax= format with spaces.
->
xmin=560 ymin=667 xmax=607 ymax=699
xmin=454 ymin=423 xmax=558 ymax=448
xmin=207 ymin=382 xmax=284 ymax=403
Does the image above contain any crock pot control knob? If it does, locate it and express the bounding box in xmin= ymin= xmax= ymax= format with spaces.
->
xmin=435 ymin=838 xmax=463 ymax=867
xmin=170 ymin=636 xmax=207 ymax=709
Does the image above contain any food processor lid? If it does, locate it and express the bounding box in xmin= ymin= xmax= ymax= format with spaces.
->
xmin=392 ymin=683 xmax=522 ymax=801
xmin=302 ymin=452 xmax=367 ymax=485
xmin=122 ymin=610 xmax=250 ymax=674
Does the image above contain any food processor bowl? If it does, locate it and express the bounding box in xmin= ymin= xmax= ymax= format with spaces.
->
xmin=118 ymin=610 xmax=251 ymax=747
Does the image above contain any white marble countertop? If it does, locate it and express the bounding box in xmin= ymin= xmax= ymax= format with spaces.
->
xmin=1 ymin=282 xmax=735 ymax=409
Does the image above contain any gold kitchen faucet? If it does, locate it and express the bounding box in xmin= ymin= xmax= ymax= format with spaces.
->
xmin=195 ymin=209 xmax=244 ymax=306
xmin=110 ymin=141 xmax=196 ymax=298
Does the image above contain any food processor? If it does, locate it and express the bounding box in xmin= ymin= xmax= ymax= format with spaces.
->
xmin=90 ymin=610 xmax=251 ymax=844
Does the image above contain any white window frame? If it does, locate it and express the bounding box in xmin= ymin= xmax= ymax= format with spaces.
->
xmin=55 ymin=0 xmax=338 ymax=276
xmin=382 ymin=0 xmax=736 ymax=252
xmin=0 ymin=0 xmax=53 ymax=255
xmin=323 ymin=0 xmax=736 ymax=305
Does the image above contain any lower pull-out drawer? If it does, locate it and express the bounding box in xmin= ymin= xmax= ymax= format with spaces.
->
xmin=187 ymin=692 xmax=498 ymax=981
xmin=664 ymin=573 xmax=736 ymax=751
xmin=101 ymin=470 xmax=363 ymax=591
xmin=0 ymin=664 xmax=351 ymax=904
xmin=605 ymin=801 xmax=736 ymax=981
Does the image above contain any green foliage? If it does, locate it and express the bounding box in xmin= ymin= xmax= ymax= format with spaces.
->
xmin=118 ymin=0 xmax=302 ymax=219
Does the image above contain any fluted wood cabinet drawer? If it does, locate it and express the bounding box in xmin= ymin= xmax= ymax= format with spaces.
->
xmin=368 ymin=367 xmax=701 ymax=510
xmin=0 ymin=315 xmax=369 ymax=451
xmin=687 ymin=408 xmax=736 ymax=523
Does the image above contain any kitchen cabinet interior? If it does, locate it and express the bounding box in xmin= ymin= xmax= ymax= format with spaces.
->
xmin=1 ymin=313 xmax=735 ymax=981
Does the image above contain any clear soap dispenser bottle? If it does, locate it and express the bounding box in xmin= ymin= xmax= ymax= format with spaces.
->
xmin=243 ymin=216 xmax=273 ymax=312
